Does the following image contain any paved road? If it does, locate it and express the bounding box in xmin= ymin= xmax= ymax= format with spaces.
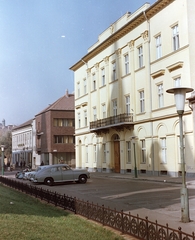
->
xmin=36 ymin=176 xmax=185 ymax=212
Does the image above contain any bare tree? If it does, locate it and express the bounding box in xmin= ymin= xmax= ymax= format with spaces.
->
xmin=0 ymin=131 xmax=12 ymax=161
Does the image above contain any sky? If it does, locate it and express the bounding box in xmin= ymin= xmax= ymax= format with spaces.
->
xmin=0 ymin=0 xmax=156 ymax=126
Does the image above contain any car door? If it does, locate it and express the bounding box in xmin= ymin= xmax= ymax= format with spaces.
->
xmin=61 ymin=165 xmax=74 ymax=181
xmin=50 ymin=167 xmax=62 ymax=182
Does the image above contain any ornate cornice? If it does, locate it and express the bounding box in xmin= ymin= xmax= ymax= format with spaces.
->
xmin=70 ymin=0 xmax=175 ymax=71
xmin=167 ymin=61 xmax=183 ymax=72
xmin=151 ymin=69 xmax=165 ymax=79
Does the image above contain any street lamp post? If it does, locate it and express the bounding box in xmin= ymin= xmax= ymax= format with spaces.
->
xmin=1 ymin=145 xmax=5 ymax=176
xmin=166 ymin=87 xmax=193 ymax=223
xmin=131 ymin=136 xmax=138 ymax=178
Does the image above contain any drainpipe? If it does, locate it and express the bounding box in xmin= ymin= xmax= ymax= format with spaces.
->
xmin=143 ymin=11 xmax=155 ymax=176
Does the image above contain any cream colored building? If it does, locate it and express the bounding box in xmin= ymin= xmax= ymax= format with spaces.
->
xmin=12 ymin=119 xmax=40 ymax=169
xmin=70 ymin=0 xmax=195 ymax=177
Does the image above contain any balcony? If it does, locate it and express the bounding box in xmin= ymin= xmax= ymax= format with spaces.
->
xmin=90 ymin=113 xmax=134 ymax=134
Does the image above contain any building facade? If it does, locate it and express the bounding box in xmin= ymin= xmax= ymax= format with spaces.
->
xmin=35 ymin=91 xmax=75 ymax=167
xmin=70 ymin=0 xmax=195 ymax=177
xmin=12 ymin=119 xmax=40 ymax=169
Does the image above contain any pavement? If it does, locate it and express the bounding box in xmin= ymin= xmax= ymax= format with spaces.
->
xmin=91 ymin=172 xmax=195 ymax=235
xmin=2 ymin=170 xmax=195 ymax=236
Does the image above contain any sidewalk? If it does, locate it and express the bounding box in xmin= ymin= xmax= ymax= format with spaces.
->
xmin=91 ymin=172 xmax=195 ymax=235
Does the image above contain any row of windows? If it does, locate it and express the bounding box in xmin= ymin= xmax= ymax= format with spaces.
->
xmin=77 ymin=76 xmax=181 ymax=128
xmin=53 ymin=118 xmax=75 ymax=127
xmin=54 ymin=135 xmax=75 ymax=144
xmin=12 ymin=132 xmax=32 ymax=148
xmin=84 ymin=137 xmax=183 ymax=164
xmin=77 ymin=24 xmax=180 ymax=98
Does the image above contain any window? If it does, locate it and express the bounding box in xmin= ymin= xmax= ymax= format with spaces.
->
xmin=172 ymin=24 xmax=179 ymax=51
xmin=51 ymin=167 xmax=59 ymax=172
xmin=138 ymin=46 xmax=143 ymax=68
xmin=127 ymin=141 xmax=131 ymax=163
xmin=84 ymin=110 xmax=87 ymax=127
xmin=113 ymin=99 xmax=117 ymax=116
xmin=125 ymin=95 xmax=130 ymax=115
xmin=78 ymin=113 xmax=81 ymax=128
xmin=156 ymin=35 xmax=162 ymax=59
xmin=124 ymin=54 xmax=129 ymax=75
xmin=53 ymin=119 xmax=75 ymax=127
xmin=102 ymin=104 xmax=106 ymax=118
xmin=92 ymin=73 xmax=96 ymax=90
xmin=140 ymin=140 xmax=146 ymax=163
xmin=93 ymin=107 xmax=97 ymax=121
xmin=83 ymin=78 xmax=87 ymax=94
xmin=140 ymin=91 xmax=145 ymax=113
xmin=161 ymin=138 xmax=167 ymax=163
xmin=112 ymin=62 xmax=116 ymax=81
xmin=54 ymin=135 xmax=75 ymax=144
xmin=102 ymin=68 xmax=105 ymax=86
xmin=157 ymin=84 xmax=164 ymax=108
xmin=103 ymin=144 xmax=106 ymax=163
xmin=174 ymin=77 xmax=181 ymax=87
xmin=77 ymin=82 xmax=80 ymax=97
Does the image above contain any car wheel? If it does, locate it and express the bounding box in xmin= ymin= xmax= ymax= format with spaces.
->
xmin=79 ymin=175 xmax=87 ymax=184
xmin=44 ymin=178 xmax=54 ymax=186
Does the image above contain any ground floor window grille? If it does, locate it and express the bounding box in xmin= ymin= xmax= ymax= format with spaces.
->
xmin=126 ymin=141 xmax=131 ymax=163
xmin=103 ymin=144 xmax=106 ymax=163
xmin=140 ymin=139 xmax=146 ymax=163
xmin=160 ymin=138 xmax=167 ymax=164
xmin=94 ymin=145 xmax=97 ymax=163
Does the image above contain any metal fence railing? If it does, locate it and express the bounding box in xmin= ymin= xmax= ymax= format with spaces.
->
xmin=0 ymin=176 xmax=194 ymax=240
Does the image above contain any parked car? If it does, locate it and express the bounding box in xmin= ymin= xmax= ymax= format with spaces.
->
xmin=15 ymin=167 xmax=32 ymax=179
xmin=23 ymin=170 xmax=35 ymax=180
xmin=30 ymin=164 xmax=90 ymax=186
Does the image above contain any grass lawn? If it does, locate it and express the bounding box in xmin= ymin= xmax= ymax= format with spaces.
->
xmin=0 ymin=183 xmax=125 ymax=240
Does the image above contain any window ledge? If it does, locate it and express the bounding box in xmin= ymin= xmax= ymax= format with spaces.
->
xmin=167 ymin=61 xmax=183 ymax=72
xmin=151 ymin=69 xmax=165 ymax=79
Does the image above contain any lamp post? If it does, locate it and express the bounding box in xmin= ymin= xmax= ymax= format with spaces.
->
xmin=1 ymin=145 xmax=5 ymax=176
xmin=166 ymin=87 xmax=193 ymax=223
xmin=131 ymin=136 xmax=138 ymax=178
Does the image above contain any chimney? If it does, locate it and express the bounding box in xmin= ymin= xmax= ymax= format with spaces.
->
xmin=65 ymin=89 xmax=69 ymax=97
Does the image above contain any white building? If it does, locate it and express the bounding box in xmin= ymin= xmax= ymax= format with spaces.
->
xmin=12 ymin=119 xmax=40 ymax=169
xmin=70 ymin=0 xmax=195 ymax=177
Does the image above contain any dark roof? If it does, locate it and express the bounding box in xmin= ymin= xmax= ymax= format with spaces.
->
xmin=35 ymin=92 xmax=75 ymax=116
xmin=12 ymin=119 xmax=34 ymax=131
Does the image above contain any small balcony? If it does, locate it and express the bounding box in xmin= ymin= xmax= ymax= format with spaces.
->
xmin=90 ymin=113 xmax=134 ymax=134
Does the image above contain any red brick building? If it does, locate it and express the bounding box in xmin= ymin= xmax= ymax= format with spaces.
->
xmin=35 ymin=90 xmax=75 ymax=167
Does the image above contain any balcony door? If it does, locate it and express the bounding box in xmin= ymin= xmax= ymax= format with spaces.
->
xmin=113 ymin=134 xmax=120 ymax=173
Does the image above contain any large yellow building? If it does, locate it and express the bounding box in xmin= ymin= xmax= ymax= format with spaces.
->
xmin=70 ymin=0 xmax=195 ymax=177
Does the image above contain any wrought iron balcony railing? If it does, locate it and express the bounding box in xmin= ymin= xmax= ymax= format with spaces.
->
xmin=90 ymin=113 xmax=133 ymax=131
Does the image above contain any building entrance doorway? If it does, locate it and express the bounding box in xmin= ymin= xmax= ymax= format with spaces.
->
xmin=113 ymin=134 xmax=120 ymax=173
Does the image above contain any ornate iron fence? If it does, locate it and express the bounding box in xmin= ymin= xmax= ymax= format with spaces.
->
xmin=0 ymin=176 xmax=194 ymax=240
